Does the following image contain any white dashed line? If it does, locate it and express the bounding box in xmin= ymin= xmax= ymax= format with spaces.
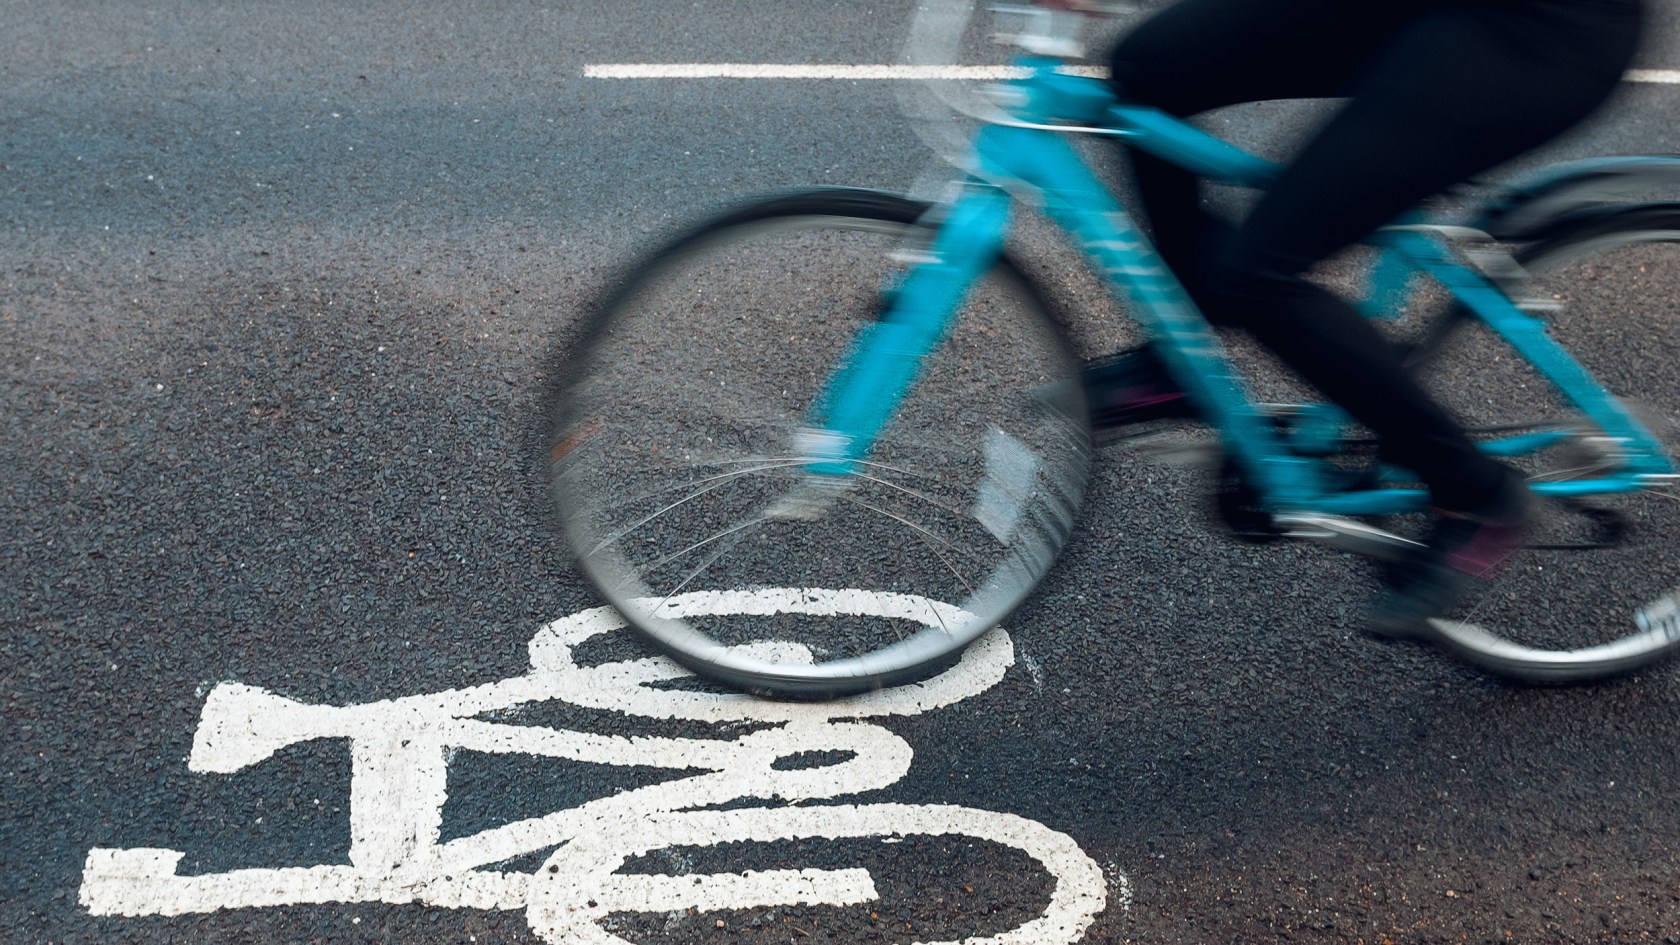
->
xmin=584 ymin=64 xmax=1091 ymax=80
xmin=1627 ymin=69 xmax=1680 ymax=84
xmin=586 ymin=63 xmax=1680 ymax=84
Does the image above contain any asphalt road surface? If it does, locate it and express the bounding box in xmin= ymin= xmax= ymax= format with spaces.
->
xmin=7 ymin=3 xmax=1680 ymax=944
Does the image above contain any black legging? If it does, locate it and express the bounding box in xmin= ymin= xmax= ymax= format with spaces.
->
xmin=1109 ymin=0 xmax=1644 ymax=509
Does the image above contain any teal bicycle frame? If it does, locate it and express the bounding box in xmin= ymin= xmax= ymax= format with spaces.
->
xmin=809 ymin=57 xmax=1673 ymax=518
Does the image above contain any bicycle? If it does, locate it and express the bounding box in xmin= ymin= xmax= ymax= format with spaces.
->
xmin=536 ymin=0 xmax=1680 ymax=697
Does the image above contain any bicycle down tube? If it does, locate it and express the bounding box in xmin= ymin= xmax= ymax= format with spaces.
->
xmin=804 ymin=188 xmax=1013 ymax=476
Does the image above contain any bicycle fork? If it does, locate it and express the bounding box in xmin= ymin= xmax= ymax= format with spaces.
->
xmin=781 ymin=187 xmax=1013 ymax=491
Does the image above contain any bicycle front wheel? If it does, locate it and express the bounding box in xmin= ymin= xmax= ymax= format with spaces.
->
xmin=537 ymin=189 xmax=1091 ymax=697
xmin=1410 ymin=203 xmax=1680 ymax=682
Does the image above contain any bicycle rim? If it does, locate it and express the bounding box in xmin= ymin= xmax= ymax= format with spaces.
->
xmin=1408 ymin=205 xmax=1680 ymax=681
xmin=538 ymin=189 xmax=1091 ymax=697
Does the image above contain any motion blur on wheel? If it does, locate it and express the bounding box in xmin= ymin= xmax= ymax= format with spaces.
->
xmin=536 ymin=190 xmax=1091 ymax=697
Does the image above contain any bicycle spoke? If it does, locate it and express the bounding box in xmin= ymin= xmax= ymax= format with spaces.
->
xmin=836 ymin=494 xmax=978 ymax=600
xmin=643 ymin=518 xmax=771 ymax=613
xmin=605 ymin=512 xmax=774 ymax=602
xmin=576 ymin=459 xmax=806 ymax=557
xmin=843 ymin=468 xmax=977 ymax=523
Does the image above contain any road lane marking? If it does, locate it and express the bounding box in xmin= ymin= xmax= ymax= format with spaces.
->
xmin=1627 ymin=69 xmax=1680 ymax=84
xmin=583 ymin=64 xmax=1098 ymax=80
xmin=586 ymin=63 xmax=1680 ymax=84
xmin=81 ymin=589 xmax=1119 ymax=945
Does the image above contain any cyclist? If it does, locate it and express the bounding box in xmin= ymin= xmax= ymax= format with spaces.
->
xmin=1040 ymin=0 xmax=1645 ymax=636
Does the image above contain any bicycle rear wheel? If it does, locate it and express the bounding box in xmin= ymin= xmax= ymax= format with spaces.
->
xmin=1407 ymin=204 xmax=1680 ymax=682
xmin=537 ymin=189 xmax=1091 ymax=697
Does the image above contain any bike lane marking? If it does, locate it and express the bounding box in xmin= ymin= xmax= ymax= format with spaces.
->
xmin=81 ymin=588 xmax=1123 ymax=945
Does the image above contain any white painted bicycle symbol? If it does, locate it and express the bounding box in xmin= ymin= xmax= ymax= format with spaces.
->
xmin=81 ymin=588 xmax=1119 ymax=944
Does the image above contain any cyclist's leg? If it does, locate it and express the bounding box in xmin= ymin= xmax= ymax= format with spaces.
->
xmin=1201 ymin=0 xmax=1644 ymax=510
xmin=1106 ymin=0 xmax=1421 ymax=287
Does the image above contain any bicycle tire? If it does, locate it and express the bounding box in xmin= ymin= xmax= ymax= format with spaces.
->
xmin=536 ymin=188 xmax=1091 ymax=697
xmin=1402 ymin=203 xmax=1680 ymax=682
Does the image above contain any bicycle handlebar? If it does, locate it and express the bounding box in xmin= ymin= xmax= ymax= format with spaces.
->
xmin=899 ymin=0 xmax=1147 ymax=170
